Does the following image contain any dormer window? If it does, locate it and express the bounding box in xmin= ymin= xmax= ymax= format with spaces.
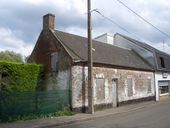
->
xmin=160 ymin=57 xmax=165 ymax=68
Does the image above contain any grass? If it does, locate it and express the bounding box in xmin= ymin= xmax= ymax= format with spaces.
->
xmin=1 ymin=107 xmax=76 ymax=122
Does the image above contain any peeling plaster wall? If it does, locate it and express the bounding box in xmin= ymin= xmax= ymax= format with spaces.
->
xmin=72 ymin=66 xmax=88 ymax=108
xmin=72 ymin=65 xmax=155 ymax=109
xmin=46 ymin=70 xmax=70 ymax=90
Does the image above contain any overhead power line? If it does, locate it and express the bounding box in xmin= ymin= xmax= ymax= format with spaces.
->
xmin=93 ymin=9 xmax=140 ymax=40
xmin=116 ymin=0 xmax=170 ymax=38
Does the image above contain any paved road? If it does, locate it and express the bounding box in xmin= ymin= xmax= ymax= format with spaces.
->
xmin=53 ymin=100 xmax=170 ymax=128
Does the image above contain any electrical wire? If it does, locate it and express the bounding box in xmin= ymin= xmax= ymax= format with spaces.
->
xmin=93 ymin=9 xmax=141 ymax=40
xmin=116 ymin=0 xmax=170 ymax=38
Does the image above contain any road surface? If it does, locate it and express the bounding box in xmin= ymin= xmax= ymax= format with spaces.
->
xmin=52 ymin=100 xmax=170 ymax=128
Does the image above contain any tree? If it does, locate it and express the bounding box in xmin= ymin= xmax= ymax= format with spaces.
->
xmin=24 ymin=55 xmax=30 ymax=62
xmin=0 ymin=50 xmax=23 ymax=62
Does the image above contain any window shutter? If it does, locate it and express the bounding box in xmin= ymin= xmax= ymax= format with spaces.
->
xmin=127 ymin=78 xmax=133 ymax=97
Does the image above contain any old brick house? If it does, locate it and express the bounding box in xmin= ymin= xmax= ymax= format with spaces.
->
xmin=29 ymin=14 xmax=155 ymax=112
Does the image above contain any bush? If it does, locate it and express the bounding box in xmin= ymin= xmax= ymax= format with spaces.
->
xmin=3 ymin=109 xmax=75 ymax=122
xmin=0 ymin=61 xmax=42 ymax=92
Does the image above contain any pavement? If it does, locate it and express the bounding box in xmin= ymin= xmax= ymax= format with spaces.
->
xmin=0 ymin=100 xmax=160 ymax=128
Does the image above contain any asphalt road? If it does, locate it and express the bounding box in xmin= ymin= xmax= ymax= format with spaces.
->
xmin=53 ymin=100 xmax=170 ymax=128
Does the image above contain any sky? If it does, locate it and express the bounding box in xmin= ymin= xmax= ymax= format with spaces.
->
xmin=1 ymin=0 xmax=170 ymax=56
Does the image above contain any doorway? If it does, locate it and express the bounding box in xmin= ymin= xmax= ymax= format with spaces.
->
xmin=112 ymin=78 xmax=118 ymax=107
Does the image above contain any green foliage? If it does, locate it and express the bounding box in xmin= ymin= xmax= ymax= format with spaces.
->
xmin=4 ymin=109 xmax=75 ymax=122
xmin=55 ymin=107 xmax=75 ymax=116
xmin=0 ymin=61 xmax=42 ymax=92
xmin=0 ymin=50 xmax=23 ymax=62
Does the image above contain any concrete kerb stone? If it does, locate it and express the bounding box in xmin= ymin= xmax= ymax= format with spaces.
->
xmin=40 ymin=101 xmax=158 ymax=128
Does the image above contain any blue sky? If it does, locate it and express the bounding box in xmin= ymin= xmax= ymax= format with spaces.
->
xmin=0 ymin=0 xmax=170 ymax=56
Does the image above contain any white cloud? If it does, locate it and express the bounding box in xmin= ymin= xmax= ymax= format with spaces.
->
xmin=52 ymin=0 xmax=86 ymax=17
xmin=148 ymin=41 xmax=170 ymax=55
xmin=65 ymin=26 xmax=87 ymax=37
xmin=20 ymin=0 xmax=45 ymax=5
xmin=0 ymin=0 xmax=170 ymax=55
xmin=0 ymin=27 xmax=33 ymax=56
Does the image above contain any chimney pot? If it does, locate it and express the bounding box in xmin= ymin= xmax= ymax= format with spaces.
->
xmin=43 ymin=13 xmax=55 ymax=30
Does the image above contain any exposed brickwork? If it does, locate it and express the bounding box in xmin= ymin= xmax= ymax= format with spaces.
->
xmin=72 ymin=65 xmax=155 ymax=112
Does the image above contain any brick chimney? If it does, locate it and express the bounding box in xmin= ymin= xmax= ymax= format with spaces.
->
xmin=43 ymin=13 xmax=55 ymax=30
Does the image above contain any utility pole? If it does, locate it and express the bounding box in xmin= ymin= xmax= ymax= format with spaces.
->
xmin=87 ymin=0 xmax=94 ymax=114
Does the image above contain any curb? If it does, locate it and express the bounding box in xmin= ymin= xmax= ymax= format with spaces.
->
xmin=39 ymin=101 xmax=157 ymax=128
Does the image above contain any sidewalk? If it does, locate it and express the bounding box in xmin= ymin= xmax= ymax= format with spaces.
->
xmin=0 ymin=101 xmax=161 ymax=128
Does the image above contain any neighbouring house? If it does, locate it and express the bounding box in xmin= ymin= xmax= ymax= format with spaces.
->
xmin=95 ymin=33 xmax=170 ymax=101
xmin=29 ymin=13 xmax=155 ymax=112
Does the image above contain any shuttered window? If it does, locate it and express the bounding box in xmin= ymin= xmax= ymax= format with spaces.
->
xmin=96 ymin=78 xmax=105 ymax=100
xmin=127 ymin=78 xmax=133 ymax=97
xmin=147 ymin=78 xmax=152 ymax=93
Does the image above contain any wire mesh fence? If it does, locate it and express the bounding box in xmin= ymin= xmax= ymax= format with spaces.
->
xmin=0 ymin=90 xmax=70 ymax=122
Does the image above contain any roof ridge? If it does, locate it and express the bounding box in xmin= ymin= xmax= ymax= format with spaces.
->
xmin=116 ymin=33 xmax=170 ymax=56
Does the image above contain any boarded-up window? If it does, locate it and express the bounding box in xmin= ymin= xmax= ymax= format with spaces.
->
xmin=51 ymin=52 xmax=59 ymax=72
xmin=147 ymin=78 xmax=152 ymax=93
xmin=127 ymin=78 xmax=133 ymax=97
xmin=96 ymin=78 xmax=105 ymax=100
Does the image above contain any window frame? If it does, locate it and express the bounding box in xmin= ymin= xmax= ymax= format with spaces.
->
xmin=95 ymin=78 xmax=105 ymax=100
xmin=127 ymin=77 xmax=133 ymax=97
xmin=146 ymin=78 xmax=152 ymax=94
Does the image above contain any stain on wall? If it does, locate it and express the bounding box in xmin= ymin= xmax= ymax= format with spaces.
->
xmin=72 ymin=65 xmax=155 ymax=110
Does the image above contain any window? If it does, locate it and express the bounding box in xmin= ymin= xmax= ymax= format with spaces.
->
xmin=51 ymin=52 xmax=59 ymax=72
xmin=96 ymin=78 xmax=105 ymax=100
xmin=160 ymin=57 xmax=165 ymax=68
xmin=127 ymin=78 xmax=133 ymax=96
xmin=159 ymin=81 xmax=169 ymax=94
xmin=146 ymin=78 xmax=152 ymax=93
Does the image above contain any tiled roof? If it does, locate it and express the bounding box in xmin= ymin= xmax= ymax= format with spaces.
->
xmin=52 ymin=30 xmax=153 ymax=71
xmin=117 ymin=33 xmax=170 ymax=71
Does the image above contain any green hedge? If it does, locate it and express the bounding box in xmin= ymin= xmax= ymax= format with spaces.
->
xmin=0 ymin=61 xmax=42 ymax=92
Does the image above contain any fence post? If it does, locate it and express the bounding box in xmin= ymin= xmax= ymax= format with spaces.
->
xmin=0 ymin=73 xmax=2 ymax=120
xmin=0 ymin=73 xmax=2 ymax=91
xmin=35 ymin=92 xmax=38 ymax=114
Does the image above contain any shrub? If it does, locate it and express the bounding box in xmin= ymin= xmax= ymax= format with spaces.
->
xmin=0 ymin=61 xmax=42 ymax=92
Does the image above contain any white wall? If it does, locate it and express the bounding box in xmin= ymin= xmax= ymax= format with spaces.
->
xmin=95 ymin=33 xmax=114 ymax=45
